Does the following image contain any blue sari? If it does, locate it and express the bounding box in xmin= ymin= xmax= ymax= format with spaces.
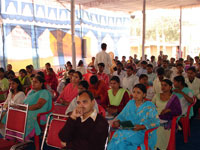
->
xmin=108 ymin=100 xmax=160 ymax=150
xmin=2 ymin=89 xmax=52 ymax=138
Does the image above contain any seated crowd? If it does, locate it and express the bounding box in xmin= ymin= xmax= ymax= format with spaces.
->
xmin=0 ymin=43 xmax=199 ymax=150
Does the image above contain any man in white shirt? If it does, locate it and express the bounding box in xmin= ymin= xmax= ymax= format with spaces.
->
xmin=170 ymin=63 xmax=187 ymax=81
xmin=149 ymin=56 xmax=157 ymax=68
xmin=113 ymin=62 xmax=126 ymax=86
xmin=94 ymin=43 xmax=112 ymax=74
xmin=136 ymin=61 xmax=147 ymax=77
xmin=185 ymin=67 xmax=200 ymax=117
xmin=139 ymin=74 xmax=154 ymax=100
xmin=146 ymin=64 xmax=156 ymax=86
xmin=153 ymin=67 xmax=165 ymax=94
xmin=122 ymin=66 xmax=138 ymax=94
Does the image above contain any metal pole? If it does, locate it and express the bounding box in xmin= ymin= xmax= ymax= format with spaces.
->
xmin=142 ymin=0 xmax=146 ymax=60
xmin=71 ymin=0 xmax=76 ymax=70
xmin=179 ymin=6 xmax=182 ymax=59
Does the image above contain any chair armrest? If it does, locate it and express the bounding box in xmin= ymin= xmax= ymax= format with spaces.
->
xmin=37 ymin=102 xmax=54 ymax=127
xmin=186 ymin=96 xmax=196 ymax=118
xmin=144 ymin=127 xmax=158 ymax=150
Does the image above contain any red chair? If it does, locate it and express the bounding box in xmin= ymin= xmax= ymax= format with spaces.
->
xmin=34 ymin=100 xmax=55 ymax=150
xmin=0 ymin=104 xmax=32 ymax=150
xmin=167 ymin=116 xmax=179 ymax=150
xmin=109 ymin=127 xmax=158 ymax=150
xmin=179 ymin=96 xmax=197 ymax=143
xmin=41 ymin=113 xmax=67 ymax=150
xmin=98 ymin=104 xmax=106 ymax=117
xmin=53 ymin=103 xmax=68 ymax=115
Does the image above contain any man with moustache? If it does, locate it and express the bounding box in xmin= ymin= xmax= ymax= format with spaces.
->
xmin=59 ymin=90 xmax=108 ymax=150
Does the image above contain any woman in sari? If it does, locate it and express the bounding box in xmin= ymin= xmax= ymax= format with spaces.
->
xmin=102 ymin=76 xmax=129 ymax=116
xmin=57 ymin=71 xmax=82 ymax=106
xmin=108 ymin=84 xmax=160 ymax=150
xmin=152 ymin=79 xmax=182 ymax=150
xmin=0 ymin=75 xmax=52 ymax=139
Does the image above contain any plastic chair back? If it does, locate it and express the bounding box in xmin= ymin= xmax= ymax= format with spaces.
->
xmin=167 ymin=116 xmax=179 ymax=150
xmin=41 ymin=113 xmax=67 ymax=150
xmin=5 ymin=104 xmax=28 ymax=141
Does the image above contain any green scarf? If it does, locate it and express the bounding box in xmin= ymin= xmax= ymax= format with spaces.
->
xmin=108 ymin=88 xmax=126 ymax=106
xmin=19 ymin=75 xmax=28 ymax=85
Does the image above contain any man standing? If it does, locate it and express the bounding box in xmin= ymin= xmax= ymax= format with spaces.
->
xmin=59 ymin=90 xmax=108 ymax=150
xmin=94 ymin=43 xmax=112 ymax=74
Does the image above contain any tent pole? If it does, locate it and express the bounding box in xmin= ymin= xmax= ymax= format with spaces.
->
xmin=142 ymin=0 xmax=146 ymax=60
xmin=71 ymin=0 xmax=76 ymax=69
xmin=179 ymin=6 xmax=182 ymax=59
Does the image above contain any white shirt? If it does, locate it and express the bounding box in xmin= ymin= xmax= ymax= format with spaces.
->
xmin=185 ymin=77 xmax=200 ymax=99
xmin=94 ymin=50 xmax=112 ymax=74
xmin=146 ymin=86 xmax=155 ymax=100
xmin=170 ymin=68 xmax=187 ymax=81
xmin=76 ymin=66 xmax=87 ymax=75
xmin=113 ymin=70 xmax=126 ymax=86
xmin=4 ymin=91 xmax=25 ymax=106
xmin=81 ymin=109 xmax=97 ymax=122
xmin=149 ymin=61 xmax=157 ymax=68
xmin=153 ymin=77 xmax=163 ymax=94
xmin=122 ymin=74 xmax=139 ymax=93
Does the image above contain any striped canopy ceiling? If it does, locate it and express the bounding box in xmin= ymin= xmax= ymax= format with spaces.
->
xmin=60 ymin=0 xmax=200 ymax=12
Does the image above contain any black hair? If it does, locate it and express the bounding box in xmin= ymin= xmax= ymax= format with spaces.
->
xmin=139 ymin=74 xmax=148 ymax=80
xmin=7 ymin=70 xmax=15 ymax=79
xmin=0 ymin=68 xmax=5 ymax=73
xmin=126 ymin=66 xmax=134 ymax=71
xmin=151 ymin=56 xmax=155 ymax=59
xmin=174 ymin=75 xmax=188 ymax=87
xmin=10 ymin=78 xmax=23 ymax=93
xmin=45 ymin=63 xmax=51 ymax=66
xmin=90 ymin=75 xmax=98 ymax=85
xmin=141 ymin=61 xmax=147 ymax=65
xmin=78 ymin=60 xmax=84 ymax=67
xmin=19 ymin=69 xmax=27 ymax=75
xmin=176 ymin=63 xmax=183 ymax=67
xmin=37 ymin=71 xmax=45 ymax=79
xmin=187 ymin=67 xmax=196 ymax=73
xmin=133 ymin=83 xmax=147 ymax=94
xmin=67 ymin=61 xmax=72 ymax=65
xmin=48 ymin=68 xmax=54 ymax=73
xmin=110 ymin=76 xmax=120 ymax=84
xmin=147 ymin=64 xmax=153 ymax=68
xmin=79 ymin=90 xmax=94 ymax=101
xmin=163 ymin=60 xmax=169 ymax=64
xmin=179 ymin=58 xmax=184 ymax=62
xmin=116 ymin=62 xmax=123 ymax=67
xmin=68 ymin=69 xmax=75 ymax=74
xmin=34 ymin=75 xmax=46 ymax=89
xmin=78 ymin=80 xmax=89 ymax=90
xmin=98 ymin=63 xmax=105 ymax=68
xmin=162 ymin=79 xmax=173 ymax=93
xmin=74 ymin=71 xmax=82 ymax=80
xmin=26 ymin=65 xmax=32 ymax=70
xmin=101 ymin=43 xmax=107 ymax=50
xmin=30 ymin=64 xmax=34 ymax=69
xmin=157 ymin=67 xmax=165 ymax=75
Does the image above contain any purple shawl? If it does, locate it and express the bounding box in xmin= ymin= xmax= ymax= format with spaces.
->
xmin=159 ymin=94 xmax=182 ymax=129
